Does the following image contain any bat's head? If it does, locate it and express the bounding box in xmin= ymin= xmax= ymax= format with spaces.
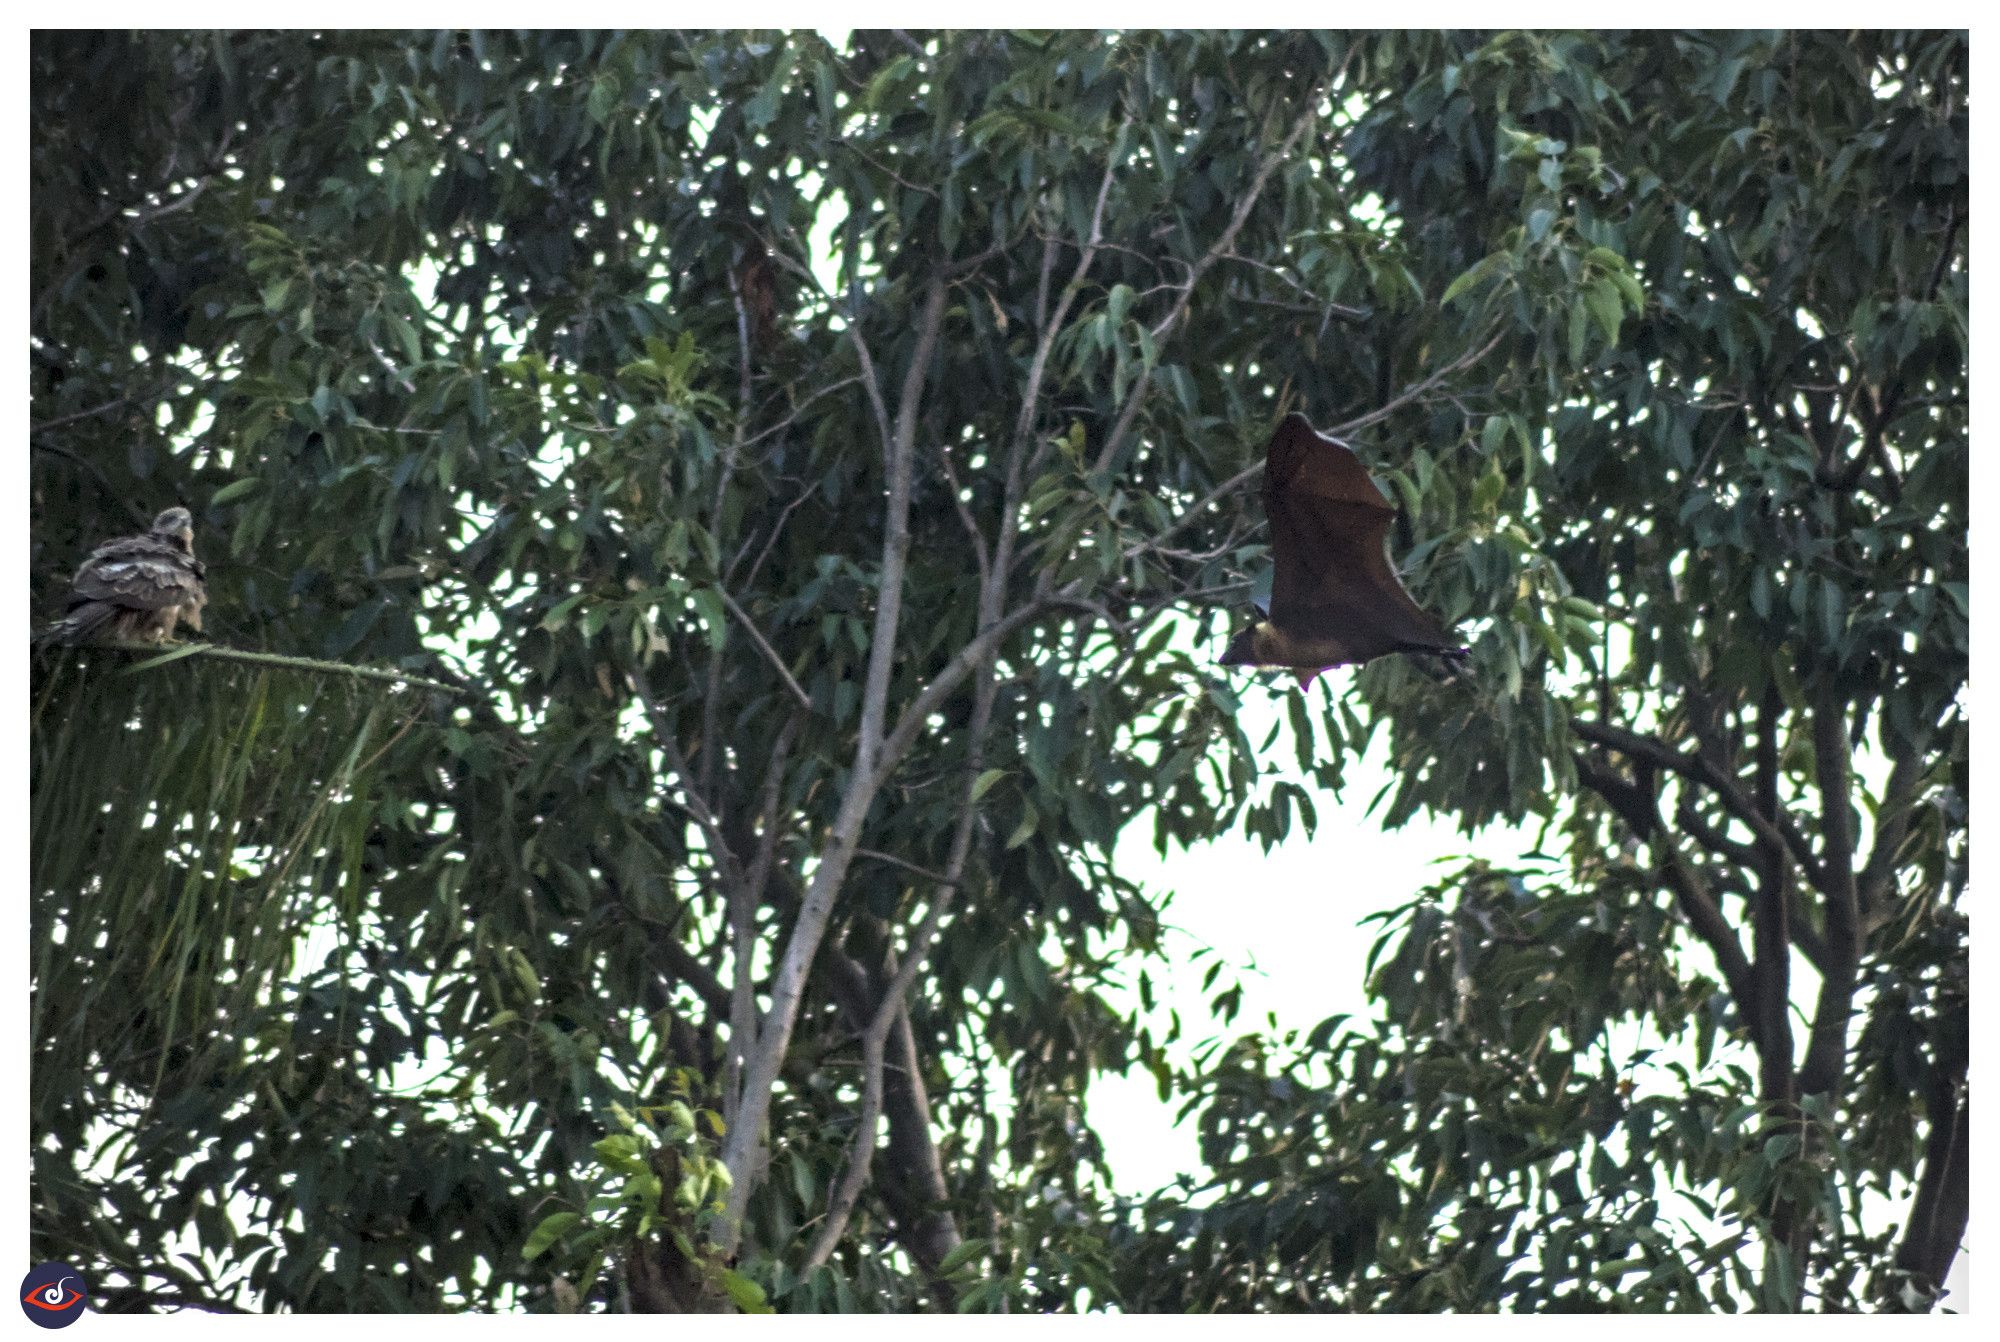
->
xmin=1219 ymin=623 xmax=1263 ymax=667
xmin=150 ymin=507 xmax=195 ymax=550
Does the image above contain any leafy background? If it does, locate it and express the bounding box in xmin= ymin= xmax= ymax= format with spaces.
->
xmin=29 ymin=30 xmax=1964 ymax=1312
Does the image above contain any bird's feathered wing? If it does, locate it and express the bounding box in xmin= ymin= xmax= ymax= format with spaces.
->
xmin=49 ymin=532 xmax=207 ymax=644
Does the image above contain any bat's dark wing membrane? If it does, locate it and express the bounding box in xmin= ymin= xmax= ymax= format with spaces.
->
xmin=1262 ymin=413 xmax=1459 ymax=659
xmin=70 ymin=536 xmax=206 ymax=614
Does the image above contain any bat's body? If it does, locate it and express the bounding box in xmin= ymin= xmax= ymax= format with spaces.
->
xmin=45 ymin=507 xmax=208 ymax=645
xmin=1222 ymin=414 xmax=1464 ymax=685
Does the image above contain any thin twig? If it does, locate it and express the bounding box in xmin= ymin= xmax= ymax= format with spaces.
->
xmin=718 ymin=588 xmax=813 ymax=712
xmin=1324 ymin=326 xmax=1507 ymax=438
xmin=48 ymin=640 xmax=469 ymax=695
xmin=852 ymin=847 xmax=960 ymax=888
xmin=726 ymin=715 xmax=801 ymax=1130
xmin=627 ymin=672 xmax=748 ymax=896
xmin=1091 ymin=69 xmax=1339 ymax=476
xmin=31 ymin=384 xmax=181 ymax=436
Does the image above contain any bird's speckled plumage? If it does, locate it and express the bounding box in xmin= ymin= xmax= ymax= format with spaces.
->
xmin=46 ymin=507 xmax=208 ymax=645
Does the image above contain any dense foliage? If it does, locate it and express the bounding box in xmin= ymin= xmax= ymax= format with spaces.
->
xmin=31 ymin=30 xmax=1963 ymax=1313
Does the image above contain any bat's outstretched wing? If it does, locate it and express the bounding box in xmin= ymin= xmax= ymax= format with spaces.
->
xmin=1262 ymin=413 xmax=1458 ymax=659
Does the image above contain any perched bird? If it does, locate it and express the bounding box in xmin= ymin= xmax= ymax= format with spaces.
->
xmin=1221 ymin=414 xmax=1465 ymax=686
xmin=44 ymin=506 xmax=208 ymax=645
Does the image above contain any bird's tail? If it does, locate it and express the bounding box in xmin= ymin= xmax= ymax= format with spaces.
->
xmin=36 ymin=603 xmax=115 ymax=647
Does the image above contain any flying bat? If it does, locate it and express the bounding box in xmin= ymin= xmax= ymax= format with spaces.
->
xmin=1221 ymin=414 xmax=1465 ymax=686
xmin=44 ymin=506 xmax=208 ymax=645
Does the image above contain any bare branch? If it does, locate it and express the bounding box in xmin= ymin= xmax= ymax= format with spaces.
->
xmin=870 ymin=590 xmax=1075 ymax=789
xmin=1570 ymin=716 xmax=1823 ymax=884
xmin=41 ymin=639 xmax=468 ymax=695
xmin=1324 ymin=326 xmax=1507 ymax=439
xmin=31 ymin=382 xmax=181 ymax=436
xmin=852 ymin=847 xmax=960 ymax=888
xmin=628 ymin=673 xmax=747 ymax=896
xmin=739 ymin=375 xmax=862 ymax=453
xmin=732 ymin=480 xmax=821 ymax=594
xmin=1893 ymin=1041 xmax=1968 ymax=1303
xmin=1798 ymin=691 xmax=1862 ymax=1099
xmin=718 ymin=588 xmax=813 ymax=713
xmin=1747 ymin=688 xmax=1795 ymax=1108
xmin=1572 ymin=750 xmax=1760 ymax=1016
xmin=1219 ymin=250 xmax=1370 ymax=321
xmin=1093 ymin=79 xmax=1333 ymax=475
xmin=697 ymin=268 xmax=760 ymax=802
xmin=808 ymin=612 xmax=1004 ymax=1269
xmin=1009 ymin=120 xmax=1130 ymax=466
xmin=938 ymin=438 xmax=993 ymax=593
xmin=725 ymin=715 xmax=800 ymax=1130
xmin=858 ymin=276 xmax=948 ymax=779
xmin=1858 ymin=743 xmax=1926 ymax=921
xmin=848 ymin=326 xmax=897 ymax=459
xmin=717 ymin=275 xmax=951 ymax=1245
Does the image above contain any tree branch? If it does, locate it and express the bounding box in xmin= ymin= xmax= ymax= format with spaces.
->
xmin=806 ymin=611 xmax=1001 ymax=1270
xmin=718 ymin=588 xmax=812 ymax=713
xmin=1797 ymin=690 xmax=1861 ymax=1100
xmin=1323 ymin=325 xmax=1507 ymax=440
xmin=816 ymin=945 xmax=962 ymax=1286
xmin=1747 ymin=688 xmax=1795 ymax=1110
xmin=724 ymin=715 xmax=800 ymax=1130
xmin=717 ymin=275 xmax=950 ymax=1246
xmin=628 ymin=674 xmax=747 ymax=897
xmin=1092 ymin=77 xmax=1333 ymax=476
xmin=1891 ymin=1017 xmax=1967 ymax=1307
xmin=42 ymin=640 xmax=468 ymax=695
xmin=1858 ymin=742 xmax=1926 ymax=922
xmin=1572 ymin=751 xmax=1759 ymax=1014
xmin=1570 ymin=716 xmax=1823 ymax=886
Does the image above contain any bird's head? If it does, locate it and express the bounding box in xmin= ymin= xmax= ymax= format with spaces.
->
xmin=150 ymin=507 xmax=195 ymax=550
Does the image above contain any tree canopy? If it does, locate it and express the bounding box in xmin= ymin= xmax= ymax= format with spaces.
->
xmin=30 ymin=29 xmax=1964 ymax=1313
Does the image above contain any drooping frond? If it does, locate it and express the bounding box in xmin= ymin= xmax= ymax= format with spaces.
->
xmin=30 ymin=648 xmax=437 ymax=1122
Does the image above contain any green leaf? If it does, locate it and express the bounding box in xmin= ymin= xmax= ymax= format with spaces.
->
xmin=970 ymin=768 xmax=1008 ymax=802
xmin=721 ymin=1269 xmax=771 ymax=1314
xmin=587 ymin=73 xmax=621 ymax=125
xmin=957 ymin=1278 xmax=1001 ymax=1312
xmin=745 ymin=50 xmax=790 ymax=131
xmin=542 ymin=593 xmax=587 ymax=631
xmin=1440 ymin=252 xmax=1504 ymax=307
xmin=387 ymin=311 xmax=423 ymax=363
xmin=323 ymin=598 xmax=388 ymax=657
xmin=690 ymin=588 xmax=728 ymax=652
xmin=120 ymin=642 xmax=211 ymax=674
xmin=1586 ymin=276 xmax=1625 ymax=346
xmin=1608 ymin=266 xmax=1646 ymax=313
xmin=522 ymin=1211 xmax=580 ymax=1260
xmin=1107 ymin=283 xmax=1133 ymax=328
xmin=863 ymin=54 xmax=915 ymax=110
xmin=1005 ymin=805 xmax=1039 ymax=850
xmin=1567 ymin=299 xmax=1590 ymax=364
xmin=935 ymin=1238 xmax=990 ymax=1276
